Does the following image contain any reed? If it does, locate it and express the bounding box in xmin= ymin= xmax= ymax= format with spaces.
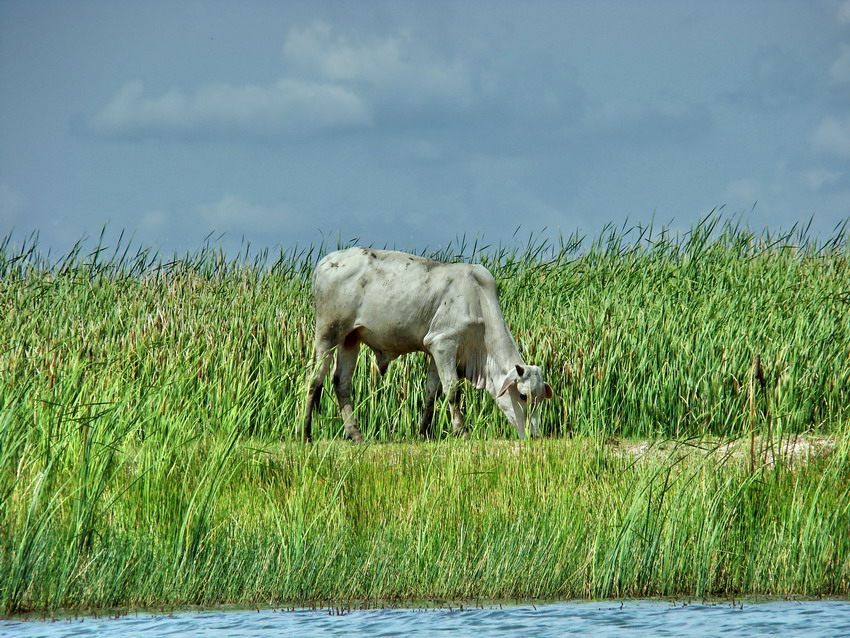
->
xmin=1 ymin=215 xmax=848 ymax=614
xmin=2 ymin=216 xmax=848 ymax=443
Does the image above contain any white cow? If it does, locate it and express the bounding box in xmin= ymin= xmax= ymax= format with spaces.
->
xmin=303 ymin=247 xmax=553 ymax=441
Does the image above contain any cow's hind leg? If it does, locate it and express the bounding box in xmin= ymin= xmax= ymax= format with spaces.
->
xmin=334 ymin=332 xmax=364 ymax=442
xmin=304 ymin=339 xmax=334 ymax=442
xmin=419 ymin=356 xmax=442 ymax=439
xmin=373 ymin=350 xmax=394 ymax=377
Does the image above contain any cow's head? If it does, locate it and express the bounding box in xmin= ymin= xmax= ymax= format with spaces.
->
xmin=496 ymin=364 xmax=553 ymax=437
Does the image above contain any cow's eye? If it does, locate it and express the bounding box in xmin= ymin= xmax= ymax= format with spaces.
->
xmin=518 ymin=392 xmax=527 ymax=402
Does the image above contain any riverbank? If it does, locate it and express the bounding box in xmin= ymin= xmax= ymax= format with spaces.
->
xmin=2 ymin=220 xmax=849 ymax=615
xmin=2 ymin=436 xmax=848 ymax=615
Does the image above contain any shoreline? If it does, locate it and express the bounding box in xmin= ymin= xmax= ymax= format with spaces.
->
xmin=7 ymin=594 xmax=850 ymax=622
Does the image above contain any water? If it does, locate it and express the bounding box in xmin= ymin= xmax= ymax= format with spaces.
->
xmin=3 ymin=600 xmax=849 ymax=638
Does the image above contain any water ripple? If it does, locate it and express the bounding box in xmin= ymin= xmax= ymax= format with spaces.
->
xmin=4 ymin=600 xmax=850 ymax=638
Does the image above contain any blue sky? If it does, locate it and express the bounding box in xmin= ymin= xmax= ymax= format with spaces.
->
xmin=1 ymin=0 xmax=849 ymax=256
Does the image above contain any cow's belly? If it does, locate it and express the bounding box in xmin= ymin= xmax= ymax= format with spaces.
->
xmin=345 ymin=279 xmax=440 ymax=354
xmin=354 ymin=321 xmax=427 ymax=355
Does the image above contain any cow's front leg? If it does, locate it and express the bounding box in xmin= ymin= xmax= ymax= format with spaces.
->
xmin=429 ymin=341 xmax=467 ymax=437
xmin=334 ymin=338 xmax=364 ymax=442
xmin=419 ymin=356 xmax=442 ymax=439
xmin=448 ymin=383 xmax=466 ymax=437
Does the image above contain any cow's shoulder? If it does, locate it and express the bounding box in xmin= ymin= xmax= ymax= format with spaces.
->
xmin=467 ymin=263 xmax=497 ymax=292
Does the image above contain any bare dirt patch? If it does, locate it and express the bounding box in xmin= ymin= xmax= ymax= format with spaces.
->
xmin=610 ymin=434 xmax=838 ymax=467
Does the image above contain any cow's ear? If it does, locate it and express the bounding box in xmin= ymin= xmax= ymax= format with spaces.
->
xmin=543 ymin=383 xmax=553 ymax=400
xmin=498 ymin=374 xmax=516 ymax=397
xmin=515 ymin=364 xmax=525 ymax=377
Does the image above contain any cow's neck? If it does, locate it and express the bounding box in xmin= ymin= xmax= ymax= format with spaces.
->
xmin=482 ymin=307 xmax=525 ymax=397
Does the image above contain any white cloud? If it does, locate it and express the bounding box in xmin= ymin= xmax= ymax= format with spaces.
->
xmin=140 ymin=209 xmax=168 ymax=231
xmin=91 ymin=22 xmax=587 ymax=148
xmin=812 ymin=115 xmax=850 ymax=158
xmin=284 ymin=23 xmax=407 ymax=84
xmin=724 ymin=46 xmax=814 ymax=111
xmin=197 ymin=194 xmax=299 ymax=233
xmin=803 ymin=168 xmax=842 ymax=191
xmin=92 ymin=79 xmax=372 ymax=140
xmin=91 ymin=23 xmax=480 ymax=142
xmin=0 ymin=183 xmax=25 ymax=226
xmin=839 ymin=1 xmax=850 ymax=25
xmin=829 ymin=45 xmax=850 ymax=84
xmin=570 ymin=98 xmax=710 ymax=146
xmin=282 ymin=23 xmax=475 ymax=110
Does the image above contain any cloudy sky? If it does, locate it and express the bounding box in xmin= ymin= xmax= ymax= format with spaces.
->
xmin=1 ymin=1 xmax=849 ymax=256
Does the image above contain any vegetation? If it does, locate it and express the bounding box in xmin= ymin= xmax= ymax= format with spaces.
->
xmin=1 ymin=216 xmax=848 ymax=614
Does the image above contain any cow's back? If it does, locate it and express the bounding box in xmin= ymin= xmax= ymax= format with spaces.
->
xmin=312 ymin=248 xmax=482 ymax=354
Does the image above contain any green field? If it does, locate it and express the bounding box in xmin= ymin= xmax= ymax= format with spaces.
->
xmin=1 ymin=217 xmax=849 ymax=614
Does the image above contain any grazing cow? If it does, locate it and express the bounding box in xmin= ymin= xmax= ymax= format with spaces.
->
xmin=303 ymin=247 xmax=553 ymax=442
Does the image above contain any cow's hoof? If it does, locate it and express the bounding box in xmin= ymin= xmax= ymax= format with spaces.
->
xmin=345 ymin=426 xmax=364 ymax=443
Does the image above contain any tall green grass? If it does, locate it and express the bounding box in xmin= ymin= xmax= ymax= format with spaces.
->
xmin=2 ymin=216 xmax=848 ymax=442
xmin=1 ymin=216 xmax=849 ymax=613
xmin=2 ymin=437 xmax=848 ymax=613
